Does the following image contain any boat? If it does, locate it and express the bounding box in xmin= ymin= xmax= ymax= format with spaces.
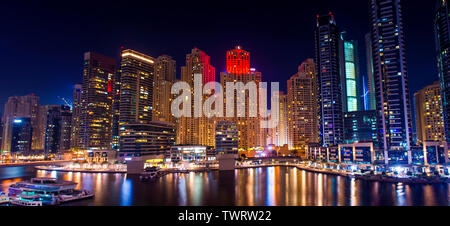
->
xmin=0 ymin=192 xmax=9 ymax=204
xmin=8 ymin=177 xmax=94 ymax=206
xmin=140 ymin=167 xmax=161 ymax=181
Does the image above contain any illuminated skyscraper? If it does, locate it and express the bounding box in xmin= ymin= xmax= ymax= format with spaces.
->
xmin=10 ymin=118 xmax=32 ymax=155
xmin=268 ymin=91 xmax=289 ymax=147
xmin=365 ymin=33 xmax=376 ymax=110
xmin=1 ymin=95 xmax=43 ymax=153
xmin=287 ymin=59 xmax=319 ymax=150
xmin=153 ymin=55 xmax=176 ymax=123
xmin=178 ymin=48 xmax=216 ymax=146
xmin=315 ymin=13 xmax=344 ymax=147
xmin=80 ymin=52 xmax=116 ymax=150
xmin=70 ymin=84 xmax=82 ymax=148
xmin=220 ymin=46 xmax=262 ymax=149
xmin=119 ymin=49 xmax=155 ymax=125
xmin=111 ymin=70 xmax=121 ymax=151
xmin=44 ymin=105 xmax=72 ymax=154
xmin=226 ymin=46 xmax=250 ymax=74
xmin=339 ymin=36 xmax=361 ymax=112
xmin=435 ymin=0 xmax=450 ymax=142
xmin=414 ymin=81 xmax=445 ymax=144
xmin=370 ymin=0 xmax=413 ymax=164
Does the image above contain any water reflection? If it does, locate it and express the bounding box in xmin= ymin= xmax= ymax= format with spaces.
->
xmin=0 ymin=166 xmax=448 ymax=206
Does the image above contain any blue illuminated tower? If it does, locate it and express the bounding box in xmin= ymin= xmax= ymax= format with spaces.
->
xmin=370 ymin=0 xmax=413 ymax=164
xmin=339 ymin=35 xmax=361 ymax=112
xmin=315 ymin=12 xmax=344 ymax=147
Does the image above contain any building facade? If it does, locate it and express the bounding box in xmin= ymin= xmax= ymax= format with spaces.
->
xmin=80 ymin=52 xmax=116 ymax=150
xmin=339 ymin=37 xmax=361 ymax=112
xmin=177 ymin=48 xmax=216 ymax=146
xmin=343 ymin=110 xmax=378 ymax=144
xmin=119 ymin=49 xmax=155 ymax=125
xmin=220 ymin=46 xmax=262 ymax=149
xmin=44 ymin=105 xmax=72 ymax=154
xmin=152 ymin=55 xmax=176 ymax=123
xmin=315 ymin=13 xmax=344 ymax=147
xmin=365 ymin=33 xmax=377 ymax=111
xmin=10 ymin=118 xmax=32 ymax=155
xmin=414 ymin=81 xmax=445 ymax=144
xmin=70 ymin=84 xmax=82 ymax=148
xmin=268 ymin=91 xmax=289 ymax=147
xmin=370 ymin=0 xmax=414 ymax=164
xmin=1 ymin=95 xmax=43 ymax=153
xmin=118 ymin=121 xmax=176 ymax=160
xmin=287 ymin=59 xmax=319 ymax=150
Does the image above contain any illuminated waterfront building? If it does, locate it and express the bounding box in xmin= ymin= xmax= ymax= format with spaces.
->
xmin=1 ymin=95 xmax=44 ymax=153
xmin=411 ymin=141 xmax=448 ymax=165
xmin=435 ymin=0 xmax=450 ymax=142
xmin=370 ymin=0 xmax=414 ymax=164
xmin=178 ymin=48 xmax=216 ymax=147
xmin=287 ymin=59 xmax=319 ymax=151
xmin=414 ymin=81 xmax=445 ymax=144
xmin=152 ymin=55 xmax=176 ymax=123
xmin=119 ymin=49 xmax=155 ymax=125
xmin=220 ymin=46 xmax=262 ymax=149
xmin=215 ymin=121 xmax=238 ymax=170
xmin=315 ymin=13 xmax=344 ymax=147
xmin=70 ymin=84 xmax=82 ymax=148
xmin=44 ymin=105 xmax=72 ymax=154
xmin=170 ymin=145 xmax=216 ymax=165
xmin=339 ymin=37 xmax=361 ymax=112
xmin=215 ymin=121 xmax=238 ymax=155
xmin=118 ymin=121 xmax=175 ymax=160
xmin=80 ymin=52 xmax=116 ymax=150
xmin=343 ymin=110 xmax=378 ymax=144
xmin=10 ymin=118 xmax=32 ymax=155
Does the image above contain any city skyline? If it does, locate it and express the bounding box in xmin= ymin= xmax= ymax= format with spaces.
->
xmin=0 ymin=0 xmax=437 ymax=115
xmin=0 ymin=0 xmax=449 ymax=212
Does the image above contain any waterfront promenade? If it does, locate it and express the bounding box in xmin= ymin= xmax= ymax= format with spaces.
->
xmin=34 ymin=161 xmax=450 ymax=184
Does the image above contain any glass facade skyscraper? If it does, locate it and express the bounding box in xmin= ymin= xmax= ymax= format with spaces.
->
xmin=370 ymin=0 xmax=413 ymax=164
xmin=340 ymin=38 xmax=361 ymax=112
xmin=315 ymin=13 xmax=344 ymax=147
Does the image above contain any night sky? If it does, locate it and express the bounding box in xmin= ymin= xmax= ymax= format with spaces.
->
xmin=0 ymin=0 xmax=437 ymax=113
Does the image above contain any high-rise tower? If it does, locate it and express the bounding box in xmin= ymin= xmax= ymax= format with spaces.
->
xmin=70 ymin=84 xmax=82 ymax=148
xmin=220 ymin=46 xmax=262 ymax=149
xmin=315 ymin=13 xmax=344 ymax=147
xmin=287 ymin=59 xmax=319 ymax=151
xmin=153 ymin=55 xmax=176 ymax=123
xmin=119 ymin=49 xmax=155 ymax=125
xmin=1 ymin=95 xmax=43 ymax=153
xmin=339 ymin=36 xmax=361 ymax=112
xmin=370 ymin=0 xmax=413 ymax=164
xmin=177 ymin=48 xmax=216 ymax=146
xmin=80 ymin=52 xmax=116 ymax=150
xmin=414 ymin=81 xmax=445 ymax=144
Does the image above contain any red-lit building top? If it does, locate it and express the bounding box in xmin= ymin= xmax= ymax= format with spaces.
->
xmin=226 ymin=46 xmax=250 ymax=74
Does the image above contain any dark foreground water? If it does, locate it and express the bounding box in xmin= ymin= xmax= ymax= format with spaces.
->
xmin=0 ymin=166 xmax=448 ymax=206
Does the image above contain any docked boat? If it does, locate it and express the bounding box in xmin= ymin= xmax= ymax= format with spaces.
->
xmin=8 ymin=177 xmax=94 ymax=206
xmin=140 ymin=167 xmax=161 ymax=181
xmin=0 ymin=192 xmax=9 ymax=204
